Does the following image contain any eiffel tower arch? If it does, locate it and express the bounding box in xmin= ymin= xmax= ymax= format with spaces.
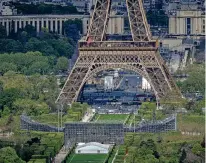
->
xmin=56 ymin=0 xmax=181 ymax=105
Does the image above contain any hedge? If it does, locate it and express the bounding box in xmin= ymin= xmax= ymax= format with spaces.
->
xmin=28 ymin=159 xmax=47 ymax=163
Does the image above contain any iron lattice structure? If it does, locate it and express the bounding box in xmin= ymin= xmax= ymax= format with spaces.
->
xmin=64 ymin=115 xmax=176 ymax=145
xmin=64 ymin=123 xmax=124 ymax=144
xmin=20 ymin=115 xmax=64 ymax=132
xmin=56 ymin=0 xmax=181 ymax=105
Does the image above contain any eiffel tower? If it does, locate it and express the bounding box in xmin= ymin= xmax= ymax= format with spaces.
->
xmin=56 ymin=0 xmax=181 ymax=105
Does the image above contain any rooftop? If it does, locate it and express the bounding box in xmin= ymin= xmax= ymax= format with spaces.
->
xmin=76 ymin=142 xmax=111 ymax=150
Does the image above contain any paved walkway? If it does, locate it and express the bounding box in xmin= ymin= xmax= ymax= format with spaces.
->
xmin=54 ymin=146 xmax=70 ymax=163
xmin=112 ymin=149 xmax=119 ymax=163
xmin=82 ymin=111 xmax=95 ymax=122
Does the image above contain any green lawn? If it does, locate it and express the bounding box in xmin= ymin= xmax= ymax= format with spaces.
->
xmin=31 ymin=114 xmax=76 ymax=126
xmin=94 ymin=114 xmax=129 ymax=123
xmin=67 ymin=154 xmax=108 ymax=163
xmin=177 ymin=114 xmax=205 ymax=134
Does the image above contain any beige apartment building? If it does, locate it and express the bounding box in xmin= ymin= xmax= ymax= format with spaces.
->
xmin=169 ymin=8 xmax=205 ymax=36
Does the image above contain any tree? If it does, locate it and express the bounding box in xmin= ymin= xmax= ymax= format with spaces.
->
xmin=39 ymin=29 xmax=56 ymax=40
xmin=0 ymin=51 xmax=56 ymax=75
xmin=179 ymin=149 xmax=186 ymax=163
xmin=201 ymin=136 xmax=205 ymax=148
xmin=192 ymin=143 xmax=205 ymax=156
xmin=56 ymin=57 xmax=69 ymax=72
xmin=0 ymin=72 xmax=31 ymax=92
xmin=27 ymin=61 xmax=50 ymax=75
xmin=133 ymin=135 xmax=142 ymax=147
xmin=47 ymin=38 xmax=74 ymax=57
xmin=160 ymin=90 xmax=187 ymax=113
xmin=1 ymin=106 xmax=10 ymax=117
xmin=12 ymin=2 xmax=79 ymax=15
xmin=64 ymin=19 xmax=82 ymax=42
xmin=0 ymin=24 xmax=7 ymax=39
xmin=0 ymin=147 xmax=25 ymax=163
xmin=0 ymin=62 xmax=17 ymax=74
xmin=177 ymin=64 xmax=205 ymax=94
xmin=124 ymin=133 xmax=135 ymax=147
xmin=23 ymin=25 xmax=36 ymax=37
xmin=25 ymin=37 xmax=56 ymax=56
xmin=0 ymin=88 xmax=22 ymax=109
xmin=193 ymin=99 xmax=205 ymax=114
xmin=0 ymin=39 xmax=23 ymax=53
xmin=12 ymin=98 xmax=49 ymax=115
xmin=146 ymin=10 xmax=168 ymax=27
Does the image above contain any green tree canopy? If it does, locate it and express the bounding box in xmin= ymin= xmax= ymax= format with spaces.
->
xmin=56 ymin=57 xmax=69 ymax=72
xmin=0 ymin=24 xmax=7 ymax=39
xmin=0 ymin=147 xmax=25 ymax=163
xmin=176 ymin=64 xmax=205 ymax=94
xmin=12 ymin=98 xmax=49 ymax=115
xmin=11 ymin=2 xmax=79 ymax=15
xmin=0 ymin=62 xmax=17 ymax=74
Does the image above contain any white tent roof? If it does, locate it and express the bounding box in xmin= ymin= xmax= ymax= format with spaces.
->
xmin=76 ymin=142 xmax=110 ymax=150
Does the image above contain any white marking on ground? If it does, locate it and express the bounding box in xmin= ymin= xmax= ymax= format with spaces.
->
xmin=68 ymin=154 xmax=76 ymax=163
xmin=129 ymin=115 xmax=135 ymax=127
xmin=112 ymin=149 xmax=119 ymax=163
xmin=95 ymin=115 xmax=100 ymax=122
xmin=124 ymin=114 xmax=130 ymax=124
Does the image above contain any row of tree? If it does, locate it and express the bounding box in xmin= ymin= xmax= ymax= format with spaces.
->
xmin=0 ymin=52 xmax=68 ymax=75
xmin=0 ymin=72 xmax=59 ymax=117
xmin=0 ymin=25 xmax=75 ymax=58
xmin=10 ymin=2 xmax=79 ymax=15
xmin=146 ymin=10 xmax=168 ymax=27
xmin=123 ymin=133 xmax=205 ymax=163
xmin=176 ymin=64 xmax=205 ymax=94
xmin=0 ymin=132 xmax=64 ymax=163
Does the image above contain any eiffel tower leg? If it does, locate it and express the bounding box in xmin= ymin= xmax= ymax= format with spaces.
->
xmin=56 ymin=54 xmax=96 ymax=104
xmin=126 ymin=0 xmax=151 ymax=41
xmin=57 ymin=50 xmax=181 ymax=105
xmin=141 ymin=51 xmax=181 ymax=99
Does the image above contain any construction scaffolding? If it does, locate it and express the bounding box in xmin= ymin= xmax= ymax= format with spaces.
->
xmin=64 ymin=122 xmax=124 ymax=145
xmin=125 ymin=114 xmax=177 ymax=133
xmin=20 ymin=114 xmax=176 ymax=145
xmin=20 ymin=115 xmax=64 ymax=132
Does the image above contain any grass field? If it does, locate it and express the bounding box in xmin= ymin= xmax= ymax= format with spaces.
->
xmin=177 ymin=114 xmax=205 ymax=134
xmin=94 ymin=114 xmax=129 ymax=123
xmin=67 ymin=154 xmax=108 ymax=163
xmin=31 ymin=114 xmax=75 ymax=126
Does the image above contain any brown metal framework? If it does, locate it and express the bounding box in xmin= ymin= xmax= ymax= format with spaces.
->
xmin=56 ymin=0 xmax=181 ymax=105
xmin=86 ymin=0 xmax=111 ymax=41
xmin=126 ymin=0 xmax=151 ymax=41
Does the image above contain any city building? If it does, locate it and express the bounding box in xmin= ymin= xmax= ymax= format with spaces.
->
xmin=167 ymin=0 xmax=205 ymax=37
xmin=0 ymin=1 xmax=17 ymax=15
xmin=16 ymin=0 xmax=67 ymax=6
xmin=75 ymin=142 xmax=111 ymax=154
xmin=0 ymin=14 xmax=124 ymax=35
xmin=142 ymin=77 xmax=151 ymax=91
xmin=143 ymin=0 xmax=161 ymax=11
xmin=68 ymin=0 xmax=89 ymax=13
xmin=104 ymin=76 xmax=114 ymax=90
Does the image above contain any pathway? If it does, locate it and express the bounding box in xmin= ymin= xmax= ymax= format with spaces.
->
xmin=95 ymin=114 xmax=100 ymax=122
xmin=129 ymin=115 xmax=135 ymax=127
xmin=112 ymin=149 xmax=119 ymax=163
xmin=81 ymin=111 xmax=95 ymax=122
xmin=54 ymin=146 xmax=71 ymax=163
